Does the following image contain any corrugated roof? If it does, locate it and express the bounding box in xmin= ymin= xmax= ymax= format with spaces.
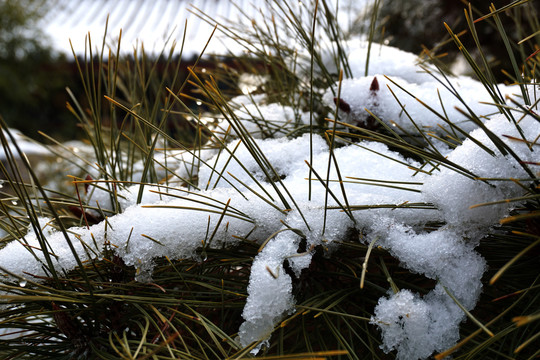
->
xmin=38 ymin=0 xmax=250 ymax=56
xmin=37 ymin=0 xmax=369 ymax=57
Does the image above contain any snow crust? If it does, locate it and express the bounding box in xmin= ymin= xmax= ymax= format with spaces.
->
xmin=1 ymin=40 xmax=538 ymax=359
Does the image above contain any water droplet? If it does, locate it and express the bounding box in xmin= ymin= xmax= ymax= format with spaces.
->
xmin=19 ymin=279 xmax=27 ymax=287
xmin=200 ymin=250 xmax=208 ymax=262
xmin=11 ymin=200 xmax=17 ymax=206
xmin=196 ymin=101 xmax=202 ymax=106
xmin=0 ymin=180 xmax=4 ymax=189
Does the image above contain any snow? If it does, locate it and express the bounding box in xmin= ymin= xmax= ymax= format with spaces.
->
xmin=2 ymin=22 xmax=540 ymax=360
xmin=39 ymin=0 xmax=373 ymax=57
xmin=370 ymin=224 xmax=487 ymax=359
xmin=324 ymin=40 xmax=437 ymax=84
xmin=239 ymin=233 xmax=298 ymax=350
xmin=423 ymin=113 xmax=539 ymax=231
xmin=0 ymin=128 xmax=50 ymax=161
xmin=372 ymin=289 xmax=464 ymax=360
xmin=131 ymin=147 xmax=219 ymax=185
xmin=202 ymin=94 xmax=312 ymax=142
xmin=320 ymin=41 xmax=525 ymax=136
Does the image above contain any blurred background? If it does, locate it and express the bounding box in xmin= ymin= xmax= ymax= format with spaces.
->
xmin=1 ymin=0 xmax=245 ymax=140
xmin=0 ymin=0 xmax=536 ymax=141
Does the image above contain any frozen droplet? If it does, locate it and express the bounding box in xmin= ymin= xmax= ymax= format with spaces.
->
xmin=0 ymin=180 xmax=4 ymax=188
xmin=11 ymin=200 xmax=17 ymax=206
xmin=196 ymin=101 xmax=202 ymax=106
xmin=19 ymin=279 xmax=27 ymax=287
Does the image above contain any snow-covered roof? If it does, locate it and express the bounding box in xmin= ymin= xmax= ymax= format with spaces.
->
xmin=39 ymin=0 xmax=262 ymax=57
xmin=38 ymin=0 xmax=371 ymax=57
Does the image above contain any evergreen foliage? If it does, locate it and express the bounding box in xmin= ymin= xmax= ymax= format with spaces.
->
xmin=0 ymin=1 xmax=538 ymax=359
